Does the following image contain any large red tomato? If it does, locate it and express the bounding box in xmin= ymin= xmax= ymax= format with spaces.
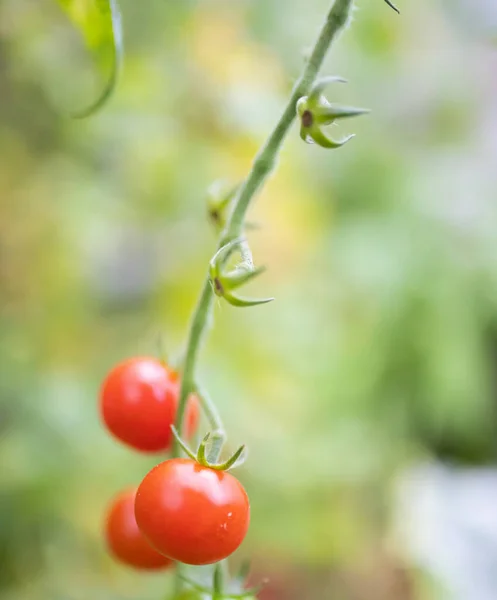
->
xmin=135 ymin=458 xmax=250 ymax=565
xmin=100 ymin=357 xmax=199 ymax=452
xmin=105 ymin=488 xmax=173 ymax=570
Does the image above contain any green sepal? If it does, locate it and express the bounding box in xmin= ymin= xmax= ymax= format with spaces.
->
xmin=223 ymin=289 xmax=274 ymax=308
xmin=314 ymin=105 xmax=370 ymax=125
xmin=220 ymin=265 xmax=267 ymax=290
xmin=207 ymin=443 xmax=246 ymax=471
xmin=197 ymin=432 xmax=212 ymax=465
xmin=170 ymin=426 xmax=197 ymax=460
xmin=198 ymin=433 xmax=246 ymax=470
xmin=311 ymin=127 xmax=355 ymax=149
xmin=308 ymin=75 xmax=347 ymax=104
xmin=300 ymin=123 xmax=355 ymax=149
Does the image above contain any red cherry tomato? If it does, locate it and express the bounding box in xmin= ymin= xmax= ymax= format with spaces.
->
xmin=135 ymin=458 xmax=250 ymax=565
xmin=100 ymin=357 xmax=199 ymax=452
xmin=105 ymin=488 xmax=173 ymax=570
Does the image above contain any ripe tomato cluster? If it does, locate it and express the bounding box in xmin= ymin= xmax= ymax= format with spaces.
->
xmin=99 ymin=357 xmax=250 ymax=572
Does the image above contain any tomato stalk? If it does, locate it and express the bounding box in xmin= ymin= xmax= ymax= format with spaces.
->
xmin=194 ymin=384 xmax=224 ymax=434
xmin=172 ymin=0 xmax=359 ymax=595
xmin=192 ymin=385 xmax=226 ymax=463
xmin=174 ymin=0 xmax=356 ymax=450
xmin=213 ymin=564 xmax=224 ymax=600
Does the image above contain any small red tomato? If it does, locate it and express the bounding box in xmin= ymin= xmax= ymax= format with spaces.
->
xmin=100 ymin=357 xmax=199 ymax=452
xmin=135 ymin=458 xmax=250 ymax=565
xmin=105 ymin=488 xmax=173 ymax=570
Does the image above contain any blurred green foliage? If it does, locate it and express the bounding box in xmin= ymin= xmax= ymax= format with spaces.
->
xmin=56 ymin=0 xmax=123 ymax=118
xmin=1 ymin=0 xmax=497 ymax=599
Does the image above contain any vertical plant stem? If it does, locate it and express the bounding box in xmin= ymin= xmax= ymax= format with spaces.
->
xmin=170 ymin=1 xmax=354 ymax=595
xmin=173 ymin=0 xmax=354 ymax=458
xmin=224 ymin=0 xmax=353 ymax=240
xmin=195 ymin=383 xmax=225 ymax=433
xmin=173 ymin=277 xmax=214 ymax=454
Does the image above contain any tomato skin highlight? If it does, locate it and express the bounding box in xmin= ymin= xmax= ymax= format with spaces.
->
xmin=105 ymin=488 xmax=173 ymax=570
xmin=135 ymin=458 xmax=250 ymax=565
xmin=100 ymin=357 xmax=199 ymax=452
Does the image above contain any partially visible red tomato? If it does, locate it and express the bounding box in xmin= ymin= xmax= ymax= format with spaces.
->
xmin=100 ymin=356 xmax=199 ymax=452
xmin=135 ymin=458 xmax=250 ymax=565
xmin=105 ymin=488 xmax=173 ymax=570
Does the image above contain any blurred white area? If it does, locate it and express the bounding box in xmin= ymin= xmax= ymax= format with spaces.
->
xmin=393 ymin=463 xmax=497 ymax=600
xmin=448 ymin=0 xmax=497 ymax=36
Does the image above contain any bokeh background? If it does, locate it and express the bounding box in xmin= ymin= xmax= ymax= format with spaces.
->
xmin=1 ymin=0 xmax=497 ymax=598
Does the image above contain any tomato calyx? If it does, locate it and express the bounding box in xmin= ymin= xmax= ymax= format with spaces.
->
xmin=207 ymin=181 xmax=240 ymax=232
xmin=207 ymin=181 xmax=259 ymax=234
xmin=171 ymin=382 xmax=246 ymax=470
xmin=171 ymin=425 xmax=246 ymax=471
xmin=209 ymin=238 xmax=274 ymax=308
xmin=296 ymin=76 xmax=369 ymax=150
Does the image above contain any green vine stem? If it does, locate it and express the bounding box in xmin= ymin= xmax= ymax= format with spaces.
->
xmin=194 ymin=383 xmax=225 ymax=434
xmin=171 ymin=0 xmax=355 ymax=595
xmin=174 ymin=0 xmax=354 ymax=456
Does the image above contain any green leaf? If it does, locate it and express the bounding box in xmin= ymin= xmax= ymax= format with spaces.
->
xmin=56 ymin=0 xmax=123 ymax=118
